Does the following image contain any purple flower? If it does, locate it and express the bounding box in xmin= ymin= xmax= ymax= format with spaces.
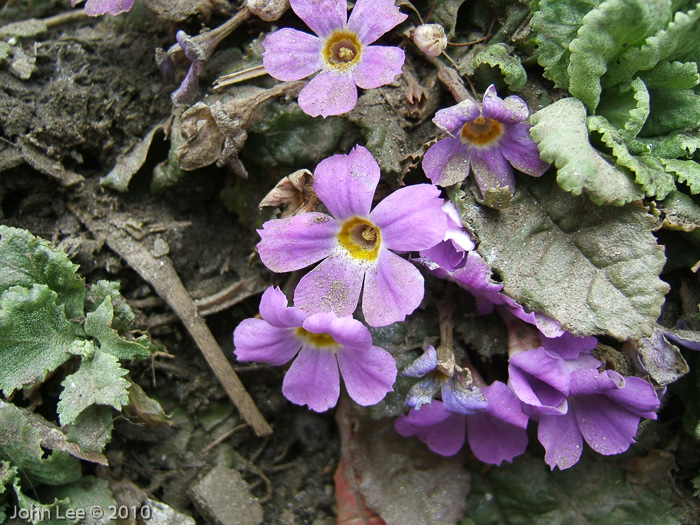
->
xmin=422 ymin=85 xmax=549 ymax=196
xmin=233 ymin=286 xmax=397 ymax=412
xmin=537 ymin=360 xmax=660 ymax=470
xmin=262 ymin=0 xmax=407 ymax=117
xmin=257 ymin=145 xmax=447 ymax=327
xmin=394 ymin=382 xmax=529 ymax=465
xmin=71 ymin=0 xmax=134 ymax=16
xmin=402 ymin=345 xmax=487 ymax=415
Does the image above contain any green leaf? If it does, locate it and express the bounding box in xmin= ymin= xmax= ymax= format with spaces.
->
xmin=531 ymin=0 xmax=604 ymax=89
xmin=661 ymin=158 xmax=700 ymax=193
xmin=430 ymin=0 xmax=467 ymax=38
xmin=639 ymin=60 xmax=700 ymax=89
xmin=85 ymin=280 xmax=135 ymax=334
xmin=84 ymin=296 xmax=154 ymax=360
xmin=658 ymin=189 xmax=700 ymax=230
xmin=642 ymin=88 xmax=700 ymax=136
xmin=530 ymin=97 xmax=645 ymax=206
xmin=0 ymin=401 xmax=81 ymax=486
xmin=12 ymin=480 xmax=69 ymax=525
xmin=604 ymin=2 xmax=700 ymax=87
xmin=568 ymin=0 xmax=675 ymax=111
xmin=0 ymin=18 xmax=47 ymax=38
xmin=49 ymin=475 xmax=117 ymax=522
xmin=645 ymin=132 xmax=700 ymax=158
xmin=452 ymin=177 xmax=669 ymax=340
xmin=588 ymin=115 xmax=676 ymax=198
xmin=0 ymin=226 xmax=85 ymax=320
xmin=596 ymin=77 xmax=650 ymax=143
xmin=0 ymin=461 xmax=18 ymax=522
xmin=57 ymin=349 xmax=130 ymax=426
xmin=472 ymin=43 xmax=527 ymax=92
xmin=461 ymin=453 xmax=683 ymax=525
xmin=65 ymin=405 xmax=114 ymax=454
xmin=0 ymin=285 xmax=80 ymax=396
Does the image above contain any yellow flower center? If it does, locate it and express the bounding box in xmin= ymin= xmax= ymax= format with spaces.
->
xmin=322 ymin=29 xmax=362 ymax=71
xmin=295 ymin=327 xmax=340 ymax=349
xmin=460 ymin=117 xmax=503 ymax=147
xmin=337 ymin=217 xmax=381 ymax=261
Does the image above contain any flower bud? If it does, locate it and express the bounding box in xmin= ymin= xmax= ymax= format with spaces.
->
xmin=411 ymin=24 xmax=447 ymax=57
xmin=247 ymin=0 xmax=290 ymax=21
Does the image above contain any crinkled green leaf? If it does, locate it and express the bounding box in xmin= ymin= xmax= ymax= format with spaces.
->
xmin=461 ymin=453 xmax=683 ymax=525
xmin=0 ymin=285 xmax=80 ymax=396
xmin=472 ymin=43 xmax=527 ymax=91
xmin=452 ymin=177 xmax=668 ymax=340
xmin=660 ymin=158 xmax=700 ymax=194
xmin=642 ymin=88 xmax=700 ymax=136
xmin=644 ymin=132 xmax=700 ymax=158
xmin=430 ymin=0 xmax=467 ymax=38
xmin=12 ymin=480 xmax=69 ymax=525
xmin=530 ymin=97 xmax=645 ymax=206
xmin=57 ymin=349 xmax=130 ymax=426
xmin=65 ymin=405 xmax=114 ymax=454
xmin=658 ymin=189 xmax=700 ymax=230
xmin=588 ymin=115 xmax=675 ymax=198
xmin=49 ymin=475 xmax=117 ymax=523
xmin=0 ymin=401 xmax=81 ymax=486
xmin=596 ymin=77 xmax=650 ymax=143
xmin=0 ymin=461 xmax=17 ymax=522
xmin=0 ymin=41 xmax=10 ymax=61
xmin=84 ymin=296 xmax=154 ymax=360
xmin=531 ymin=0 xmax=603 ymax=89
xmin=568 ymin=0 xmax=675 ymax=111
xmin=0 ymin=226 xmax=85 ymax=319
xmin=604 ymin=2 xmax=700 ymax=87
xmin=85 ymin=280 xmax=135 ymax=334
xmin=639 ymin=60 xmax=700 ymax=89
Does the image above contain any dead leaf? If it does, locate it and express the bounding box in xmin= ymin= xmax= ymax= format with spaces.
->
xmin=335 ymin=459 xmax=386 ymax=525
xmin=259 ymin=169 xmax=318 ymax=218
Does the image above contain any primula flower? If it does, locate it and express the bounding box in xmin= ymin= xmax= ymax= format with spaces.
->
xmin=422 ymin=85 xmax=549 ymax=196
xmin=262 ymin=0 xmax=407 ymax=117
xmin=257 ymin=145 xmax=447 ymax=327
xmin=395 ymin=382 xmax=529 ymax=465
xmin=233 ymin=286 xmax=396 ymax=412
xmin=71 ymin=0 xmax=134 ymax=16
xmin=536 ymin=359 xmax=660 ymax=470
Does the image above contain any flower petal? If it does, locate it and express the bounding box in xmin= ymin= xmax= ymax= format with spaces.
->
xmin=470 ymin=146 xmax=516 ymax=196
xmin=370 ymin=184 xmax=447 ymax=251
xmin=481 ymin=84 xmax=529 ymax=123
xmin=442 ymin=380 xmax=488 ymax=415
xmin=337 ymin=344 xmax=397 ymax=406
xmin=467 ymin=411 xmax=528 ymax=465
xmin=405 ymin=376 xmax=441 ymax=410
xmin=509 ymin=348 xmax=571 ymax=400
xmin=347 ymin=0 xmax=408 ymax=44
xmin=499 ymin=122 xmax=550 ymax=177
xmin=422 ymin=137 xmax=471 ymax=187
xmin=282 ymin=345 xmax=340 ymax=412
xmin=603 ymin=376 xmax=659 ymax=420
xmin=294 ymin=252 xmax=365 ymax=317
xmin=538 ymin=411 xmax=583 ymax=470
xmin=394 ymin=401 xmax=466 ymax=456
xmin=541 ymin=331 xmax=597 ymax=360
xmin=257 ymin=212 xmax=338 ymax=272
xmin=85 ymin=0 xmax=135 ymax=16
xmin=573 ymin=395 xmax=643 ymax=456
xmin=262 ymin=28 xmax=323 ymax=81
xmin=302 ymin=312 xmax=371 ymax=350
xmin=290 ymin=0 xmax=347 ymax=38
xmin=298 ymin=70 xmax=358 ymax=117
xmin=313 ymin=145 xmax=380 ymax=220
xmin=353 ymin=45 xmax=405 ymax=89
xmin=362 ymin=249 xmax=424 ymax=327
xmin=259 ymin=286 xmax=306 ymax=328
xmin=433 ymin=100 xmax=480 ymax=136
xmin=402 ymin=345 xmax=438 ymax=377
xmin=482 ymin=381 xmax=529 ymax=428
xmin=233 ymin=318 xmax=300 ymax=366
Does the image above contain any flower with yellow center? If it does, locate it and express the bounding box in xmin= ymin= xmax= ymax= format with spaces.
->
xmin=262 ymin=0 xmax=408 ymax=117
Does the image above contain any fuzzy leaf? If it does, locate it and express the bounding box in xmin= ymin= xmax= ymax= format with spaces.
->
xmin=531 ymin=0 xmax=603 ymax=89
xmin=57 ymin=349 xmax=130 ymax=426
xmin=530 ymin=97 xmax=645 ymax=206
xmin=604 ymin=3 xmax=700 ymax=87
xmin=658 ymin=189 xmax=700 ymax=230
xmin=65 ymin=405 xmax=114 ymax=454
xmin=639 ymin=60 xmax=700 ymax=89
xmin=645 ymin=132 xmax=700 ymax=159
xmin=588 ymin=115 xmax=676 ymax=198
xmin=0 ymin=285 xmax=80 ymax=396
xmin=568 ymin=0 xmax=675 ymax=112
xmin=661 ymin=158 xmax=700 ymax=194
xmin=84 ymin=296 xmax=154 ymax=360
xmin=642 ymin=88 xmax=700 ymax=136
xmin=50 ymin=475 xmax=117 ymax=522
xmin=596 ymin=77 xmax=650 ymax=143
xmin=453 ymin=177 xmax=669 ymax=340
xmin=0 ymin=226 xmax=85 ymax=319
xmin=472 ymin=43 xmax=527 ymax=91
xmin=85 ymin=280 xmax=135 ymax=333
xmin=462 ymin=453 xmax=682 ymax=524
xmin=430 ymin=0 xmax=467 ymax=38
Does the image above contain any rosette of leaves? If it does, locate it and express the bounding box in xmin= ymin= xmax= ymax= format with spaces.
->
xmin=0 ymin=226 xmax=164 ymax=522
xmin=529 ymin=0 xmax=700 ymax=209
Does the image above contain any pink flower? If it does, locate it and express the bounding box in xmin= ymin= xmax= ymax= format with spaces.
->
xmin=233 ymin=287 xmax=396 ymax=412
xmin=257 ymin=145 xmax=447 ymax=327
xmin=71 ymin=0 xmax=134 ymax=16
xmin=262 ymin=0 xmax=407 ymax=117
